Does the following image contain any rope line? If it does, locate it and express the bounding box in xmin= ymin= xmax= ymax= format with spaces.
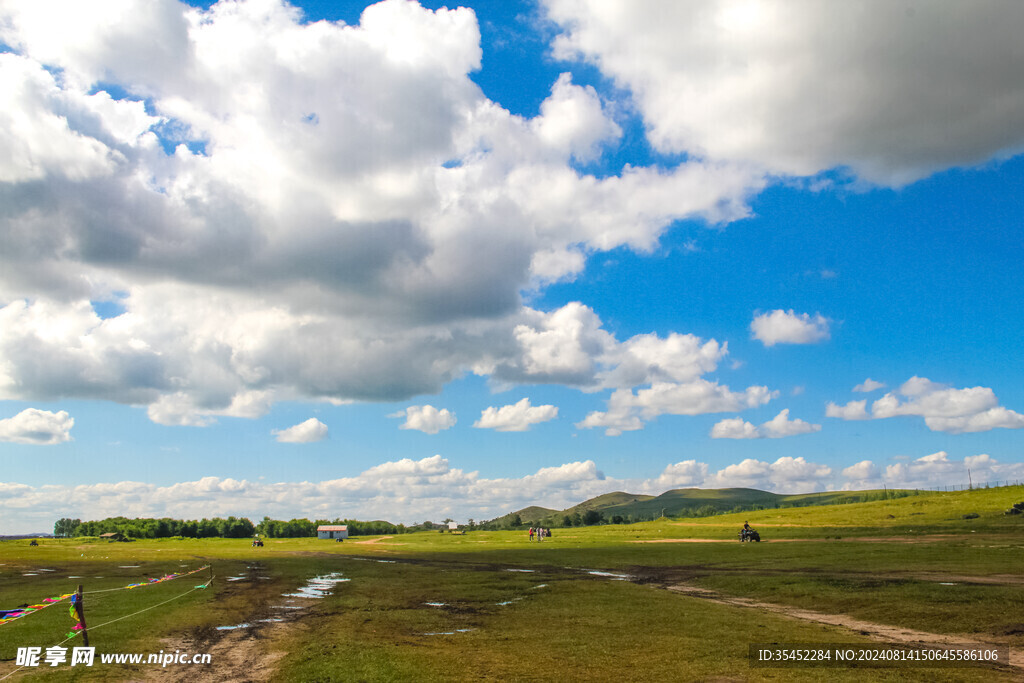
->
xmin=0 ymin=593 xmax=75 ymax=627
xmin=0 ymin=571 xmax=213 ymax=681
xmin=83 ymin=565 xmax=211 ymax=594
xmin=83 ymin=574 xmax=214 ymax=635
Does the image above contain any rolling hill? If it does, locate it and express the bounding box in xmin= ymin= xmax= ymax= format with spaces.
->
xmin=489 ymin=487 xmax=911 ymax=527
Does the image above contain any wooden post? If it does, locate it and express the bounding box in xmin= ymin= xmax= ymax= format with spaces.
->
xmin=74 ymin=584 xmax=89 ymax=647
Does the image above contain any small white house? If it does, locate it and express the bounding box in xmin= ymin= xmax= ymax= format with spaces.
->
xmin=447 ymin=521 xmax=459 ymax=531
xmin=317 ymin=524 xmax=348 ymax=540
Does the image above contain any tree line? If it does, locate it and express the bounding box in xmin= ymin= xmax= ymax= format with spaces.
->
xmin=255 ymin=517 xmax=408 ymax=537
xmin=54 ymin=516 xmax=256 ymax=539
xmin=53 ymin=516 xmax=410 ymax=539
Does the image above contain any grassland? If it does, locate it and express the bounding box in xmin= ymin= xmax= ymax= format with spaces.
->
xmin=1 ymin=485 xmax=1021 ymax=681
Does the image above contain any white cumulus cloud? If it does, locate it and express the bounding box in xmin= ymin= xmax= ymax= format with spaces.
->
xmin=853 ymin=378 xmax=886 ymax=393
xmin=0 ymin=0 xmax=767 ymax=427
xmin=712 ymin=409 xmax=820 ymax=439
xmin=474 ymin=398 xmax=558 ymax=432
xmin=0 ymin=408 xmax=74 ymax=445
xmin=828 ymin=376 xmax=1024 ymax=434
xmin=545 ymin=0 xmax=1024 ymax=186
xmin=395 ymin=405 xmax=457 ymax=434
xmin=272 ymin=417 xmax=328 ymax=443
xmin=577 ymin=380 xmax=775 ymax=436
xmin=751 ymin=310 xmax=830 ymax=347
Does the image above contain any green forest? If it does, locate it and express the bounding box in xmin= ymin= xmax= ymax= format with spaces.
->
xmin=52 ymin=516 xmax=409 ymax=539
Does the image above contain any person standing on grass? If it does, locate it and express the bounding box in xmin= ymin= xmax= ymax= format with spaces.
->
xmin=528 ymin=527 xmax=535 ymax=542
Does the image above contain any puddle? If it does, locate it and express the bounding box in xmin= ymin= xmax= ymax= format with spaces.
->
xmin=281 ymin=572 xmax=350 ymax=599
xmin=215 ymin=623 xmax=252 ymax=631
xmin=68 ymin=576 xmax=83 ymax=579
xmin=22 ymin=573 xmax=38 ymax=576
xmin=496 ymin=598 xmax=524 ymax=606
xmin=227 ymin=576 xmax=247 ymax=582
xmin=939 ymin=582 xmax=958 ymax=586
xmin=37 ymin=568 xmax=56 ymax=572
xmin=424 ymin=602 xmax=446 ymax=607
xmin=258 ymin=618 xmax=285 ymax=623
xmin=119 ymin=565 xmax=140 ymax=568
xmin=422 ymin=629 xmax=475 ymax=636
xmin=269 ymin=605 xmax=305 ymax=610
xmin=504 ymin=569 xmax=535 ymax=573
xmin=587 ymin=570 xmax=632 ymax=581
xmin=531 ymin=584 xmax=548 ymax=589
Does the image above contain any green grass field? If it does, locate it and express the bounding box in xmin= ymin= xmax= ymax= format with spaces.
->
xmin=1 ymin=485 xmax=1021 ymax=681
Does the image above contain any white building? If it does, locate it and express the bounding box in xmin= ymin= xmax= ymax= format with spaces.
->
xmin=317 ymin=524 xmax=348 ymax=540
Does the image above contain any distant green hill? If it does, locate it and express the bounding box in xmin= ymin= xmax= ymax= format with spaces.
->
xmin=514 ymin=506 xmax=560 ymax=521
xmin=564 ymin=491 xmax=655 ymax=513
xmin=489 ymin=487 xmax=913 ymax=528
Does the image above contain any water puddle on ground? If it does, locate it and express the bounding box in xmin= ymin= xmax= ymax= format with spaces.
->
xmin=586 ymin=570 xmax=633 ymax=581
xmin=281 ymin=572 xmax=350 ymax=598
xmin=216 ymin=623 xmax=252 ymax=631
xmin=422 ymin=629 xmax=475 ymax=636
xmin=531 ymin=584 xmax=548 ymax=589
xmin=214 ymin=572 xmax=352 ymax=632
xmin=119 ymin=565 xmax=140 ymax=568
xmin=424 ymin=602 xmax=446 ymax=607
xmin=22 ymin=573 xmax=38 ymax=576
xmin=504 ymin=568 xmax=535 ymax=573
xmin=37 ymin=568 xmax=56 ymax=572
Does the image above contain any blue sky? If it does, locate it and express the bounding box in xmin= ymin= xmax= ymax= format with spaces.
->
xmin=1 ymin=0 xmax=1023 ymax=532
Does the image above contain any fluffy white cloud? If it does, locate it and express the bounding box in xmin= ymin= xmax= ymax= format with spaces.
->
xmin=531 ymin=73 xmax=622 ymax=162
xmin=0 ymin=0 xmax=764 ymax=425
xmin=0 ymin=408 xmax=74 ymax=445
xmin=853 ymin=378 xmax=886 ymax=393
xmin=828 ymin=376 xmax=1024 ymax=434
xmin=710 ymin=417 xmax=760 ymax=440
xmin=272 ymin=417 xmax=328 ymax=443
xmin=712 ymin=409 xmax=820 ymax=439
xmin=473 ymin=398 xmax=558 ymax=432
xmin=704 ymin=456 xmax=832 ymax=492
xmin=751 ymin=310 xmax=830 ymax=347
xmin=546 ymin=0 xmax=1024 ymax=186
xmin=494 ymin=303 xmax=730 ymax=391
xmin=578 ymin=380 xmax=774 ymax=436
xmin=850 ymin=452 xmax=1024 ymax=490
xmin=760 ymin=409 xmax=821 ymax=438
xmin=841 ymin=460 xmax=880 ymax=484
xmin=395 ymin=405 xmax=457 ymax=434
xmin=825 ymin=400 xmax=869 ymax=420
xmin=650 ymin=460 xmax=709 ymax=490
